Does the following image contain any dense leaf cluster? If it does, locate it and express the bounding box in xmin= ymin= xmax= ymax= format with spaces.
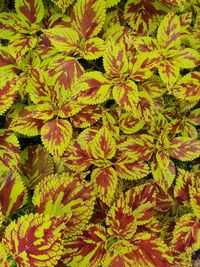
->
xmin=0 ymin=0 xmax=200 ymax=266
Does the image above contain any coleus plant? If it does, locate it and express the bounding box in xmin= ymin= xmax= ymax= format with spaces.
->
xmin=0 ymin=0 xmax=200 ymax=266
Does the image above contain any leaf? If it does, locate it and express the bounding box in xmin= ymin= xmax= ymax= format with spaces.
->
xmin=118 ymin=134 xmax=154 ymax=161
xmin=151 ymin=159 xmax=176 ymax=191
xmin=158 ymin=59 xmax=180 ymax=88
xmin=156 ymin=149 xmax=170 ymax=171
xmin=0 ymin=171 xmax=27 ymax=218
xmin=112 ymin=81 xmax=139 ymax=112
xmin=172 ymin=72 xmax=200 ymax=101
xmin=81 ymin=37 xmax=105 ymax=60
xmin=90 ymin=127 xmax=116 ymax=160
xmin=130 ymin=52 xmax=162 ymax=81
xmin=189 ymin=108 xmax=200 ymax=126
xmin=106 ymin=0 xmax=121 ymax=8
xmin=0 ymin=130 xmax=20 ymax=172
xmin=9 ymin=34 xmax=37 ymax=60
xmin=0 ymin=13 xmax=20 ymax=39
xmin=170 ymin=137 xmax=200 ymax=161
xmin=0 ymin=48 xmax=18 ymax=73
xmin=62 ymin=139 xmax=92 ymax=172
xmin=125 ymin=184 xmax=155 ymax=225
xmin=2 ymin=213 xmax=65 ymax=267
xmin=174 ymin=169 xmax=194 ymax=205
xmin=124 ymin=0 xmax=164 ymax=35
xmin=45 ymin=27 xmax=80 ymax=54
xmin=91 ymin=167 xmax=118 ymax=205
xmin=41 ymin=119 xmax=72 ymax=157
xmin=133 ymin=36 xmax=159 ymax=52
xmin=115 ymin=156 xmax=150 ymax=180
xmin=106 ymin=195 xmax=137 ymax=239
xmin=73 ymin=0 xmax=106 ymax=39
xmin=32 ymin=174 xmax=95 ymax=235
xmin=130 ymin=232 xmax=173 ymax=266
xmin=71 ymin=105 xmax=103 ymax=128
xmin=190 ymin=187 xmax=200 ymax=220
xmin=139 ymin=75 xmax=167 ymax=98
xmin=0 ymin=243 xmax=10 ymax=267
xmin=172 ymin=213 xmax=200 ymax=253
xmin=157 ymin=12 xmax=181 ymax=50
xmin=74 ymin=71 xmax=112 ymax=105
xmin=20 ymin=145 xmax=54 ymax=189
xmin=103 ymin=40 xmax=128 ymax=78
xmin=63 ymin=225 xmax=107 ymax=267
xmin=52 ymin=0 xmax=74 ymax=11
xmin=119 ymin=112 xmax=145 ymax=134
xmin=103 ymin=239 xmax=136 ymax=267
xmin=10 ymin=106 xmax=43 ymax=136
xmin=0 ymin=73 xmax=18 ymax=116
xmin=46 ymin=55 xmax=84 ymax=90
xmin=173 ymin=48 xmax=200 ymax=69
xmin=15 ymin=0 xmax=45 ymax=25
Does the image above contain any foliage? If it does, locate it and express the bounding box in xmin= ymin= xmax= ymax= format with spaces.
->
xmin=0 ymin=0 xmax=200 ymax=266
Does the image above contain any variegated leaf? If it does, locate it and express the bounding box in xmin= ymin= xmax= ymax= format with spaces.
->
xmin=45 ymin=27 xmax=80 ymax=55
xmin=62 ymin=139 xmax=92 ymax=172
xmin=0 ymin=243 xmax=10 ymax=267
xmin=103 ymin=40 xmax=128 ymax=78
xmin=130 ymin=52 xmax=161 ymax=81
xmin=74 ymin=71 xmax=112 ymax=105
xmin=157 ymin=12 xmax=181 ymax=50
xmin=46 ymin=55 xmax=84 ymax=89
xmin=0 ymin=13 xmax=22 ymax=39
xmin=0 ymin=73 xmax=18 ymax=116
xmin=0 ymin=130 xmax=20 ymax=172
xmin=189 ymin=108 xmax=200 ymax=125
xmin=118 ymin=134 xmax=154 ymax=161
xmin=124 ymin=0 xmax=164 ymax=35
xmin=133 ymin=36 xmax=159 ymax=52
xmin=158 ymin=59 xmax=180 ymax=88
xmin=71 ymin=105 xmax=103 ymax=128
xmin=73 ymin=0 xmax=106 ymax=39
xmin=139 ymin=75 xmax=167 ymax=98
xmin=2 ymin=213 xmax=65 ymax=267
xmin=91 ymin=167 xmax=117 ymax=205
xmin=172 ymin=213 xmax=200 ymax=253
xmin=0 ymin=171 xmax=27 ymax=218
xmin=130 ymin=232 xmax=173 ymax=266
xmin=52 ymin=0 xmax=74 ymax=11
xmin=170 ymin=137 xmax=200 ymax=161
xmin=125 ymin=184 xmax=156 ymax=225
xmin=106 ymin=195 xmax=137 ymax=239
xmin=115 ymin=156 xmax=150 ymax=180
xmin=32 ymin=173 xmax=95 ymax=235
xmin=106 ymin=0 xmax=121 ymax=8
xmin=81 ymin=37 xmax=105 ymax=60
xmin=174 ymin=169 xmax=195 ymax=205
xmin=151 ymin=159 xmax=176 ymax=191
xmin=90 ymin=127 xmax=116 ymax=160
xmin=173 ymin=72 xmax=200 ymax=101
xmin=20 ymin=145 xmax=54 ymax=189
xmin=119 ymin=112 xmax=145 ymax=134
xmin=0 ymin=48 xmax=18 ymax=73
xmin=103 ymin=239 xmax=136 ymax=267
xmin=63 ymin=225 xmax=107 ymax=266
xmin=41 ymin=119 xmax=72 ymax=157
xmin=190 ymin=187 xmax=200 ymax=220
xmin=9 ymin=34 xmax=37 ymax=60
xmin=10 ymin=106 xmax=43 ymax=137
xmin=15 ymin=0 xmax=45 ymax=25
xmin=173 ymin=48 xmax=200 ymax=69
xmin=112 ymin=81 xmax=139 ymax=112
